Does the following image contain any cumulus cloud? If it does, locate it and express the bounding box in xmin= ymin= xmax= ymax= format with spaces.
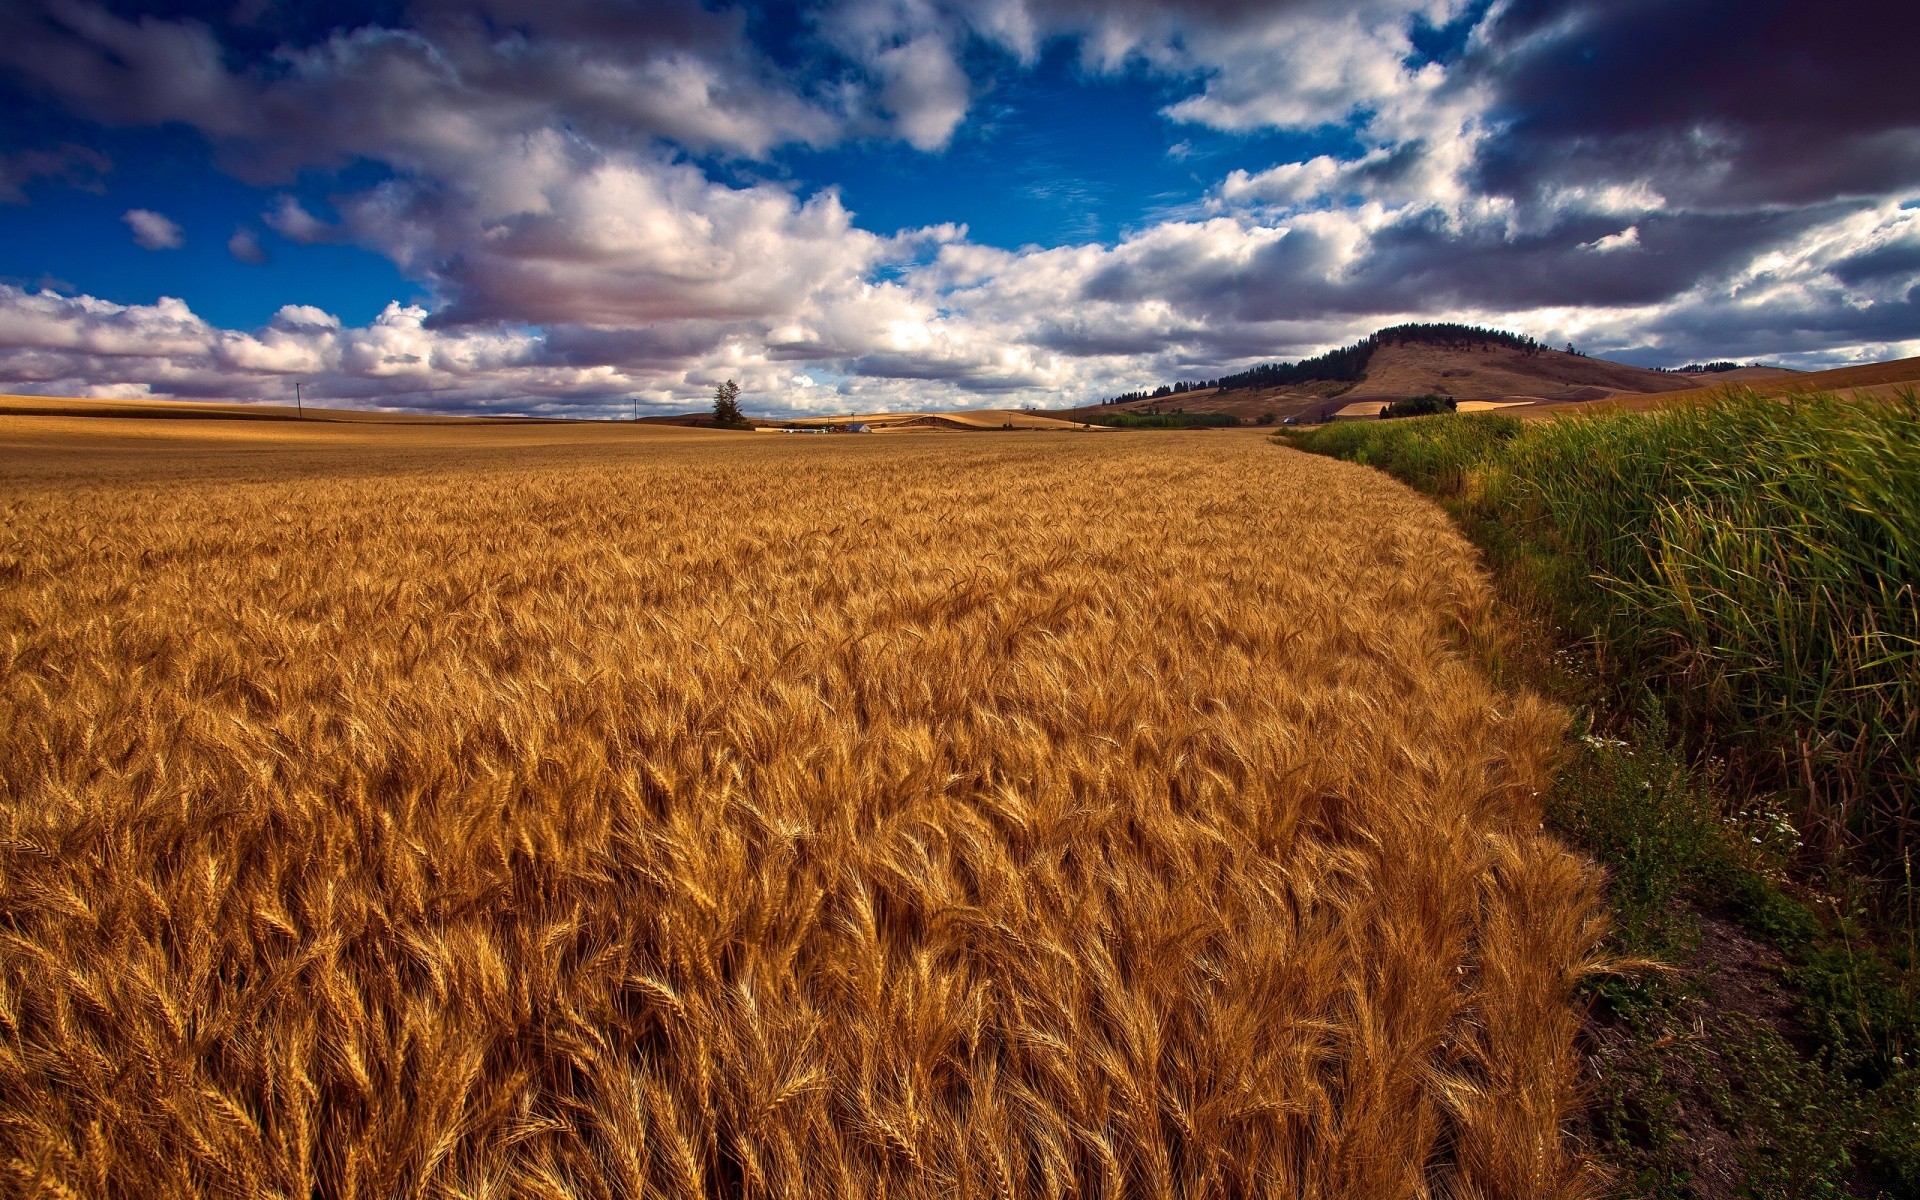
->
xmin=330 ymin=139 xmax=894 ymax=329
xmin=810 ymin=0 xmax=982 ymax=149
xmin=5 ymin=183 xmax=1914 ymax=416
xmin=1220 ymin=157 xmax=1350 ymax=206
xmin=872 ymin=37 xmax=972 ymax=151
xmin=227 ymin=227 xmax=269 ymax=264
xmin=1155 ymin=9 xmax=1448 ymax=135
xmin=122 ymin=208 xmax=183 ymax=250
xmin=0 ymin=285 xmax=612 ymax=412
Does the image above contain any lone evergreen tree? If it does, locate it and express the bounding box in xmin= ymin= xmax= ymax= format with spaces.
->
xmin=712 ymin=379 xmax=744 ymax=426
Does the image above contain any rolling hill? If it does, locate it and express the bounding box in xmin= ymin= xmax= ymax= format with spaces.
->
xmin=1057 ymin=325 xmax=1819 ymax=424
xmin=1351 ymin=338 xmax=1703 ymax=402
xmin=1580 ymin=355 xmax=1920 ymax=415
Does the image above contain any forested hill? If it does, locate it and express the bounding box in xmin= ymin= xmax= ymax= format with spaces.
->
xmin=1103 ymin=324 xmax=1552 ymax=404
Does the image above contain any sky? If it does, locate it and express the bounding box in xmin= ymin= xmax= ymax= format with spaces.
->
xmin=0 ymin=0 xmax=1914 ymax=417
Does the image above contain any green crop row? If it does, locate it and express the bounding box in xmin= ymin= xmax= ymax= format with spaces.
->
xmin=1290 ymin=390 xmax=1920 ymax=868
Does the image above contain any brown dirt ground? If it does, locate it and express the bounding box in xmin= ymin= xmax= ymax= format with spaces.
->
xmin=1577 ymin=910 xmax=1886 ymax=1200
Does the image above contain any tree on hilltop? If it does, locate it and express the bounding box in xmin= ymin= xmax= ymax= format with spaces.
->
xmin=713 ymin=379 xmax=745 ymax=426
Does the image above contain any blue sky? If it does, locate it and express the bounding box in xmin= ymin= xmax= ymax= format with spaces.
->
xmin=1 ymin=33 xmax=1357 ymax=326
xmin=776 ymin=42 xmax=1358 ymax=251
xmin=0 ymin=131 xmax=423 ymax=330
xmin=0 ymin=0 xmax=1913 ymax=415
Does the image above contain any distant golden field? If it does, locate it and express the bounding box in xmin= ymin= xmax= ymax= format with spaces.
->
xmin=0 ymin=419 xmax=1604 ymax=1198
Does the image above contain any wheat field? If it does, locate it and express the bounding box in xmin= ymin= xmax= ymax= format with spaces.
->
xmin=0 ymin=419 xmax=1605 ymax=1199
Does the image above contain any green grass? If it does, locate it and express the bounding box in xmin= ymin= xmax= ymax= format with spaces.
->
xmin=1292 ymin=411 xmax=1522 ymax=493
xmin=1292 ymin=391 xmax=1920 ymax=868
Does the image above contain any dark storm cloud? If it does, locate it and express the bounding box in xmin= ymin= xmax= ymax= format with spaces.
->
xmin=538 ymin=323 xmax=736 ymax=370
xmin=0 ymin=0 xmax=841 ymax=178
xmin=1631 ymin=290 xmax=1920 ymax=363
xmin=1340 ymin=207 xmax=1839 ymax=312
xmin=1829 ymin=235 xmax=1920 ymax=289
xmin=1474 ymin=0 xmax=1920 ymax=208
xmin=0 ymin=143 xmax=110 ymax=203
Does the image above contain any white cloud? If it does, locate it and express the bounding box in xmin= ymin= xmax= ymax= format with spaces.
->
xmin=1158 ymin=11 xmax=1440 ymax=134
xmin=0 ymin=285 xmax=600 ymax=411
xmin=337 ymin=141 xmax=892 ymax=328
xmin=1220 ymin=157 xmax=1349 ymax=206
xmin=873 ymin=36 xmax=971 ymax=151
xmin=812 ymin=0 xmax=981 ymax=149
xmin=934 ymin=2 xmax=1503 ymax=219
xmin=0 ymin=289 xmax=209 ymax=358
xmin=227 ymin=226 xmax=269 ymax=264
xmin=6 ymin=185 xmax=1914 ymax=417
xmin=122 ymin=208 xmax=183 ymax=250
xmin=1583 ymin=226 xmax=1641 ymax=253
xmin=1547 ymin=182 xmax=1668 ymax=218
xmin=273 ymin=304 xmax=340 ymax=329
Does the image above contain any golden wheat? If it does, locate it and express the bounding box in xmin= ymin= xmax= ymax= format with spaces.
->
xmin=0 ymin=421 xmax=1606 ymax=1198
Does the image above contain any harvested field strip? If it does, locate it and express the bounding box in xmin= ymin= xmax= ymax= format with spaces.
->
xmin=0 ymin=429 xmax=1602 ymax=1198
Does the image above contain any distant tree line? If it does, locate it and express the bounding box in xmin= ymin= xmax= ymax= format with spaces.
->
xmin=1103 ymin=379 xmax=1215 ymax=405
xmin=1658 ymin=361 xmax=1754 ymax=374
xmin=1099 ymin=323 xmax=1548 ymax=405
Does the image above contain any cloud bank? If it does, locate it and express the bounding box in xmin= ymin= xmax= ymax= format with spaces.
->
xmin=0 ymin=0 xmax=1912 ymax=414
